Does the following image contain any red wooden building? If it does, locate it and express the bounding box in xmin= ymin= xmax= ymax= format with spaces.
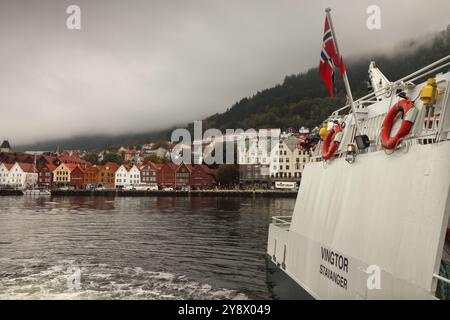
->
xmin=140 ymin=162 xmax=161 ymax=185
xmin=175 ymin=163 xmax=193 ymax=188
xmin=190 ymin=165 xmax=218 ymax=190
xmin=159 ymin=162 xmax=177 ymax=187
xmin=67 ymin=164 xmax=85 ymax=190
xmin=37 ymin=163 xmax=56 ymax=188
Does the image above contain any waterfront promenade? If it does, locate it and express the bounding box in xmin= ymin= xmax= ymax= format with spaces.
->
xmin=0 ymin=189 xmax=297 ymax=198
xmin=51 ymin=189 xmax=298 ymax=198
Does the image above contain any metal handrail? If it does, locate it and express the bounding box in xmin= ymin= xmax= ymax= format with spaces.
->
xmin=331 ymin=55 xmax=450 ymax=117
xmin=313 ymin=58 xmax=450 ymax=158
xmin=272 ymin=216 xmax=292 ymax=227
xmin=433 ymin=273 xmax=450 ymax=285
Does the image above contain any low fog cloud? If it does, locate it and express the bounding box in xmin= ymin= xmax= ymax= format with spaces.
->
xmin=0 ymin=0 xmax=449 ymax=145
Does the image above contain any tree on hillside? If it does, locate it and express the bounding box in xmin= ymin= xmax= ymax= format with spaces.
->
xmin=107 ymin=145 xmax=118 ymax=152
xmin=144 ymin=155 xmax=166 ymax=164
xmin=152 ymin=140 xmax=171 ymax=150
xmin=101 ymin=152 xmax=123 ymax=165
xmin=82 ymin=152 xmax=99 ymax=165
xmin=132 ymin=144 xmax=142 ymax=150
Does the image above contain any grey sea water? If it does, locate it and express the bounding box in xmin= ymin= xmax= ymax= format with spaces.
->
xmin=0 ymin=196 xmax=295 ymax=299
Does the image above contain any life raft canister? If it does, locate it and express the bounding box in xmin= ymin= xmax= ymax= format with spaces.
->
xmin=380 ymin=99 xmax=417 ymax=150
xmin=322 ymin=124 xmax=343 ymax=160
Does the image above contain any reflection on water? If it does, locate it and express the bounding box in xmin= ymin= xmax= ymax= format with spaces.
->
xmin=0 ymin=196 xmax=295 ymax=299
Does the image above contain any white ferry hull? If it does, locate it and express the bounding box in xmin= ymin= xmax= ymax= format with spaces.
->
xmin=267 ymin=140 xmax=450 ymax=299
xmin=266 ymin=255 xmax=315 ymax=300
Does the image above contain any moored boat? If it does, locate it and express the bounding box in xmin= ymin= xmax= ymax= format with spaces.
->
xmin=23 ymin=187 xmax=51 ymax=196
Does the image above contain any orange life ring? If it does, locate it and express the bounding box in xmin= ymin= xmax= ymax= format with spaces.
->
xmin=322 ymin=124 xmax=343 ymax=160
xmin=380 ymin=99 xmax=416 ymax=150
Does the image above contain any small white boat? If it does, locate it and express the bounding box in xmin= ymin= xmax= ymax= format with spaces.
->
xmin=23 ymin=187 xmax=51 ymax=196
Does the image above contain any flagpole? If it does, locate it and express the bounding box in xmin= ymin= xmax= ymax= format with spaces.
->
xmin=325 ymin=8 xmax=362 ymax=135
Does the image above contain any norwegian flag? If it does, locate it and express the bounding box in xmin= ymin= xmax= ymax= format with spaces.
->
xmin=319 ymin=16 xmax=345 ymax=96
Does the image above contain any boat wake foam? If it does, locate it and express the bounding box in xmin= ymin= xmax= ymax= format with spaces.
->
xmin=0 ymin=259 xmax=248 ymax=300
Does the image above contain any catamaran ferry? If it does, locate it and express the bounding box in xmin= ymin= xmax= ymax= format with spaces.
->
xmin=266 ymin=11 xmax=450 ymax=299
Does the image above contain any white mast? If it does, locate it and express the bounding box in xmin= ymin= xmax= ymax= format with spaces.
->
xmin=368 ymin=61 xmax=392 ymax=101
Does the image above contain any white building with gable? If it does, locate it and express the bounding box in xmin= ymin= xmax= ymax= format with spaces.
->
xmin=115 ymin=164 xmax=141 ymax=188
xmin=0 ymin=162 xmax=38 ymax=189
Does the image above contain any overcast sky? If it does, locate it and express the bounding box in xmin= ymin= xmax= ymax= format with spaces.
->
xmin=0 ymin=0 xmax=449 ymax=145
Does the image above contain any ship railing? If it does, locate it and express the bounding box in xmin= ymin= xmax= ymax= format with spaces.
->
xmin=433 ymin=273 xmax=450 ymax=285
xmin=358 ymin=78 xmax=448 ymax=146
xmin=272 ymin=216 xmax=292 ymax=229
xmin=319 ymin=56 xmax=450 ymax=158
xmin=331 ymin=55 xmax=450 ymax=117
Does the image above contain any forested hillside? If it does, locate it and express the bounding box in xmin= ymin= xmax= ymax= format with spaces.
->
xmin=202 ymin=26 xmax=450 ymax=132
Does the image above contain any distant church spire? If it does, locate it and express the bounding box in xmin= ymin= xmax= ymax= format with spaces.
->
xmin=0 ymin=139 xmax=11 ymax=153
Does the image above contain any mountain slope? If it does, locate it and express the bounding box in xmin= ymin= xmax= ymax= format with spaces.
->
xmin=203 ymin=26 xmax=450 ymax=132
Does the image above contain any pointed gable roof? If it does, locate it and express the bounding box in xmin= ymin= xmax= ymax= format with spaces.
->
xmin=102 ymin=162 xmax=119 ymax=172
xmin=64 ymin=163 xmax=83 ymax=173
xmin=158 ymin=162 xmax=178 ymax=175
xmin=140 ymin=161 xmax=162 ymax=171
xmin=84 ymin=165 xmax=100 ymax=173
xmin=40 ymin=155 xmax=57 ymax=166
xmin=193 ymin=164 xmax=217 ymax=177
xmin=151 ymin=162 xmax=163 ymax=170
xmin=17 ymin=163 xmax=37 ymax=173
xmin=42 ymin=163 xmax=57 ymax=172
xmin=1 ymin=140 xmax=11 ymax=149
xmin=128 ymin=164 xmax=140 ymax=171
xmin=1 ymin=163 xmax=14 ymax=170
xmin=176 ymin=163 xmax=193 ymax=172
xmin=117 ymin=164 xmax=131 ymax=172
